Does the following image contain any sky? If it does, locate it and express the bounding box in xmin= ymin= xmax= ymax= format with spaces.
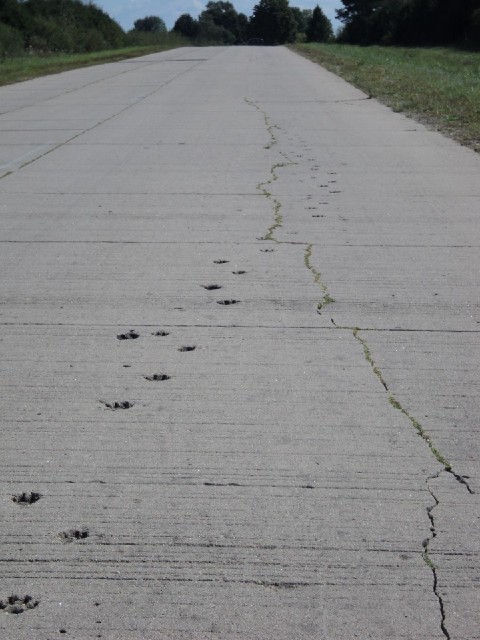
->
xmin=93 ymin=1 xmax=343 ymax=33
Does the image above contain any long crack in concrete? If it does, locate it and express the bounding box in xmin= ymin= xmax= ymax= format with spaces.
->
xmin=247 ymin=95 xmax=475 ymax=640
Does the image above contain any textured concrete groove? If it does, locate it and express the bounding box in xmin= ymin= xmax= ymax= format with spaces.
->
xmin=0 ymin=53 xmax=218 ymax=179
xmin=243 ymin=56 xmax=479 ymax=638
xmin=249 ymin=99 xmax=453 ymax=639
xmin=1 ymin=45 xmax=479 ymax=638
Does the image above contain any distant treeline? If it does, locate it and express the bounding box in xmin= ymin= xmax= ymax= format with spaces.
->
xmin=0 ymin=0 xmax=334 ymax=58
xmin=172 ymin=1 xmax=333 ymax=46
xmin=336 ymin=0 xmax=480 ymax=47
xmin=0 ymin=0 xmax=185 ymax=58
xmin=3 ymin=0 xmax=474 ymax=60
xmin=0 ymin=0 xmax=126 ymax=56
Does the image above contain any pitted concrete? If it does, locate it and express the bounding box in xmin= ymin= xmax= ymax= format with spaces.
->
xmin=0 ymin=46 xmax=478 ymax=639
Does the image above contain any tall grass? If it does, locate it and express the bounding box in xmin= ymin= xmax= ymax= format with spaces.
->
xmin=292 ymin=44 xmax=480 ymax=152
xmin=0 ymin=36 xmax=188 ymax=87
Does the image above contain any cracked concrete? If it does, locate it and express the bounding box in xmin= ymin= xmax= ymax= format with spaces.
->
xmin=0 ymin=45 xmax=479 ymax=638
xmin=424 ymin=472 xmax=449 ymax=639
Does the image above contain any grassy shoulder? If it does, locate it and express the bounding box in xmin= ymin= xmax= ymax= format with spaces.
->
xmin=0 ymin=43 xmax=185 ymax=88
xmin=291 ymin=43 xmax=480 ymax=152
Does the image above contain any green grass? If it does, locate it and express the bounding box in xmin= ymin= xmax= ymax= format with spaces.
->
xmin=0 ymin=43 xmax=183 ymax=87
xmin=291 ymin=43 xmax=480 ymax=152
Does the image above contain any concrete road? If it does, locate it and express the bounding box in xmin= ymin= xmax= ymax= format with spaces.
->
xmin=0 ymin=46 xmax=478 ymax=639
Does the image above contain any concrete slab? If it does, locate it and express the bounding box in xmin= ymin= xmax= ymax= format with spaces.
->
xmin=0 ymin=45 xmax=478 ymax=638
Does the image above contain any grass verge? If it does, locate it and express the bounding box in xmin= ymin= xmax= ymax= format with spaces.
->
xmin=291 ymin=43 xmax=480 ymax=152
xmin=0 ymin=44 xmax=183 ymax=87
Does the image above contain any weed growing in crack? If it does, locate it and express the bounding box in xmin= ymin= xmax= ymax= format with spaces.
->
xmin=346 ymin=321 xmax=472 ymax=637
xmin=244 ymin=98 xmax=278 ymax=149
xmin=304 ymin=244 xmax=335 ymax=311
xmin=352 ymin=329 xmax=389 ymax=391
xmin=388 ymin=395 xmax=452 ymax=470
xmin=349 ymin=327 xmax=473 ymax=493
xmin=245 ymin=98 xmax=297 ymax=243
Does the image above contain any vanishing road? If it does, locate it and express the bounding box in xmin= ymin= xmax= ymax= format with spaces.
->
xmin=0 ymin=46 xmax=479 ymax=639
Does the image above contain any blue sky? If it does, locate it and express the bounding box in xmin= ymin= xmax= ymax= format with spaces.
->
xmin=93 ymin=1 xmax=343 ymax=32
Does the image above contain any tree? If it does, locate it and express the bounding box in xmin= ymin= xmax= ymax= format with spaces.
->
xmin=201 ymin=2 xmax=238 ymax=34
xmin=250 ymin=0 xmax=297 ymax=44
xmin=133 ymin=15 xmax=166 ymax=33
xmin=291 ymin=7 xmax=311 ymax=39
xmin=336 ymin=0 xmax=382 ymax=43
xmin=306 ymin=5 xmax=333 ymax=42
xmin=237 ymin=12 xmax=249 ymax=41
xmin=197 ymin=14 xmax=235 ymax=43
xmin=336 ymin=0 xmax=382 ymax=23
xmin=173 ymin=13 xmax=199 ymax=39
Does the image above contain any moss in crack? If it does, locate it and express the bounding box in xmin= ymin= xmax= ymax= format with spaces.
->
xmin=244 ymin=97 xmax=277 ymax=149
xmin=263 ymin=199 xmax=283 ymax=242
xmin=245 ymin=98 xmax=297 ymax=242
xmin=304 ymin=244 xmax=335 ymax=311
xmin=350 ymin=327 xmax=473 ymax=492
xmin=388 ymin=395 xmax=452 ymax=471
xmin=352 ymin=326 xmax=453 ymax=471
xmin=352 ymin=328 xmax=389 ymax=391
xmin=255 ymin=157 xmax=295 ymax=243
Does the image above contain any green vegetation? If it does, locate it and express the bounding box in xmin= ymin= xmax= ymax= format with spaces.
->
xmin=249 ymin=0 xmax=297 ymax=45
xmin=292 ymin=44 xmax=480 ymax=152
xmin=0 ymin=0 xmax=125 ymax=55
xmin=336 ymin=0 xmax=480 ymax=48
xmin=173 ymin=1 xmax=332 ymax=45
xmin=304 ymin=244 xmax=335 ymax=310
xmin=0 ymin=42 xmax=184 ymax=87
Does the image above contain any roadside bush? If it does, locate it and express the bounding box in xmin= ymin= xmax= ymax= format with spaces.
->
xmin=125 ymin=30 xmax=186 ymax=48
xmin=27 ymin=16 xmax=74 ymax=52
xmin=469 ymin=8 xmax=480 ymax=47
xmin=81 ymin=29 xmax=107 ymax=53
xmin=0 ymin=22 xmax=24 ymax=58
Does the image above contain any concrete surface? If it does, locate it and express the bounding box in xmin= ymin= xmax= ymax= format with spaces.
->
xmin=0 ymin=46 xmax=478 ymax=639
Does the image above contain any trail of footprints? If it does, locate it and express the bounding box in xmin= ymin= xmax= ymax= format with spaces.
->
xmin=6 ymin=127 xmax=334 ymax=626
xmin=107 ymin=256 xmax=249 ymax=473
xmin=6 ymin=255 xmax=259 ymax=623
xmin=7 ymin=134 xmax=339 ymax=628
xmin=303 ymin=166 xmax=342 ymax=220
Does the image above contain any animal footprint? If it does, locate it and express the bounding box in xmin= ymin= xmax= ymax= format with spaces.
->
xmin=117 ymin=329 xmax=139 ymax=340
xmin=59 ymin=528 xmax=89 ymax=543
xmin=0 ymin=595 xmax=39 ymax=614
xmin=144 ymin=374 xmax=171 ymax=381
xmin=100 ymin=401 xmax=134 ymax=410
xmin=12 ymin=492 xmax=41 ymax=505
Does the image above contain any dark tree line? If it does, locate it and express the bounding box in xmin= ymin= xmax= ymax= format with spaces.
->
xmin=336 ymin=0 xmax=480 ymax=47
xmin=0 ymin=0 xmax=125 ymax=56
xmin=173 ymin=1 xmax=332 ymax=46
xmin=0 ymin=0 xmax=333 ymax=58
